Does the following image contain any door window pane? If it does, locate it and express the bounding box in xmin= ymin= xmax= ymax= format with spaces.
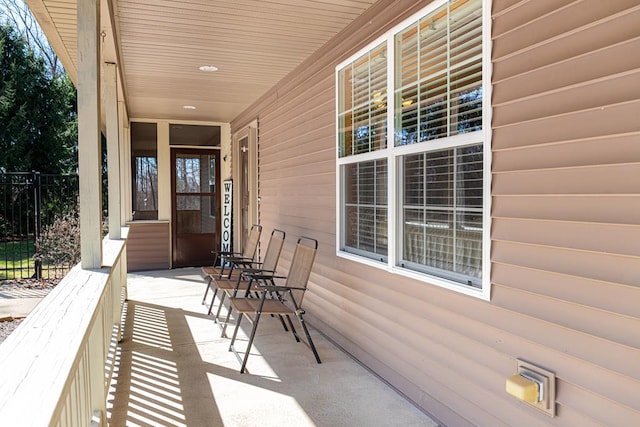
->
xmin=209 ymin=156 xmax=216 ymax=218
xmin=176 ymin=195 xmax=216 ymax=234
xmin=175 ymin=156 xmax=202 ymax=193
xmin=174 ymin=153 xmax=218 ymax=235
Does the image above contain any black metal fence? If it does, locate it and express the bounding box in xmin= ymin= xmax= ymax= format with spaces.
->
xmin=0 ymin=172 xmax=79 ymax=280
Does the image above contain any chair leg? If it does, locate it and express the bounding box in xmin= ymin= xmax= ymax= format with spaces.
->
xmin=213 ymin=292 xmax=227 ymax=322
xmin=220 ymin=281 xmax=245 ymax=336
xmin=277 ymin=314 xmax=290 ymax=332
xmin=297 ymin=313 xmax=321 ymax=364
xmin=220 ymin=304 xmax=233 ymax=338
xmin=202 ymin=276 xmax=212 ymax=304
xmin=229 ymin=313 xmax=244 ymax=351
xmin=240 ymin=312 xmax=262 ymax=374
xmin=285 ymin=315 xmax=300 ymax=342
xmin=269 ymin=290 xmax=289 ymax=331
xmin=207 ymin=288 xmax=219 ymax=315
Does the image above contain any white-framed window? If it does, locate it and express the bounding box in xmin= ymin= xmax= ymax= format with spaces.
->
xmin=342 ymin=159 xmax=388 ymax=261
xmin=337 ymin=42 xmax=389 ymax=262
xmin=336 ymin=0 xmax=491 ymax=299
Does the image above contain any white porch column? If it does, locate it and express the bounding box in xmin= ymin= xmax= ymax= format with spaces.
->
xmin=119 ymin=102 xmax=130 ymax=224
xmin=105 ymin=62 xmax=121 ymax=239
xmin=77 ymin=0 xmax=102 ymax=268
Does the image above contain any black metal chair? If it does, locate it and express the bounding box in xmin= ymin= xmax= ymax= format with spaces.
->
xmin=209 ymin=228 xmax=286 ymax=322
xmin=201 ymin=224 xmax=262 ymax=305
xmin=228 ymin=236 xmax=320 ymax=373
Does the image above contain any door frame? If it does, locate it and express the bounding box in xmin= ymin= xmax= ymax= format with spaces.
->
xmin=232 ymin=122 xmax=258 ymax=253
xmin=170 ymin=147 xmax=221 ymax=268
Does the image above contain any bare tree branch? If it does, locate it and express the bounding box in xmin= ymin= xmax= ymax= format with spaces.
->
xmin=0 ymin=0 xmax=63 ymax=78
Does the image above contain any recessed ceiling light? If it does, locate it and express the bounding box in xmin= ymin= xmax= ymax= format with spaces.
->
xmin=199 ymin=65 xmax=218 ymax=72
xmin=183 ymin=105 xmax=196 ymax=110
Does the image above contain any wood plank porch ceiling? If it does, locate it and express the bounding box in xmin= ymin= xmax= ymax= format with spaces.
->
xmin=28 ymin=0 xmax=378 ymax=122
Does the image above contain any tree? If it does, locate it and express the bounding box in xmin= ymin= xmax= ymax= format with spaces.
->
xmin=0 ymin=23 xmax=77 ymax=173
xmin=0 ymin=0 xmax=62 ymax=79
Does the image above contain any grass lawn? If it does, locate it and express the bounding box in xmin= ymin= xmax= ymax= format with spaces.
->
xmin=0 ymin=240 xmax=36 ymax=280
xmin=1 ymin=240 xmax=70 ymax=281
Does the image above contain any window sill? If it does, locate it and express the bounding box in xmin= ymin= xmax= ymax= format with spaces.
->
xmin=336 ymin=249 xmax=490 ymax=301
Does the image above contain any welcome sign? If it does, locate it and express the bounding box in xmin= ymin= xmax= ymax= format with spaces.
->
xmin=221 ymin=179 xmax=232 ymax=252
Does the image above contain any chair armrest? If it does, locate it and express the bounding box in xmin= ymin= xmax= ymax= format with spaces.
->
xmin=244 ymin=272 xmax=286 ymax=281
xmin=256 ymin=284 xmax=306 ymax=292
xmin=212 ymin=250 xmax=241 ymax=256
xmin=210 ymin=250 xmax=242 ymax=267
xmin=238 ymin=267 xmax=275 ymax=275
xmin=224 ymin=255 xmax=253 ymax=263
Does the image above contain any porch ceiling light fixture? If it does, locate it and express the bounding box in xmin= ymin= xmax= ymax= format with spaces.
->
xmin=199 ymin=65 xmax=218 ymax=72
xmin=183 ymin=105 xmax=197 ymax=110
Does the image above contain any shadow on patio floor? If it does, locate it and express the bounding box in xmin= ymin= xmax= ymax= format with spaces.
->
xmin=107 ymin=268 xmax=437 ymax=427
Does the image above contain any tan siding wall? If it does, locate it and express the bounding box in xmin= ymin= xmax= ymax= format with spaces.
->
xmin=232 ymin=0 xmax=640 ymax=425
xmin=126 ymin=222 xmax=170 ymax=271
xmin=490 ymin=1 xmax=640 ymax=424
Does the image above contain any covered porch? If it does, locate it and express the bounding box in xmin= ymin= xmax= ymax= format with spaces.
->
xmin=2 ymin=0 xmax=445 ymax=424
xmin=0 ymin=250 xmax=438 ymax=425
xmin=4 ymin=0 xmax=639 ymax=425
xmin=108 ymin=267 xmax=436 ymax=426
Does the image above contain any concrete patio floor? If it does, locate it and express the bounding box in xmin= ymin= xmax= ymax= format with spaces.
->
xmin=107 ymin=267 xmax=439 ymax=426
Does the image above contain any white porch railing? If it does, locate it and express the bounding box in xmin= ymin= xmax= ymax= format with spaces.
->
xmin=0 ymin=232 xmax=128 ymax=426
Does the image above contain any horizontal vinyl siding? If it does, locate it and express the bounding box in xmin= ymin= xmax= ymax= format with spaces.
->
xmin=126 ymin=222 xmax=170 ymax=271
xmin=492 ymin=0 xmax=640 ymax=425
xmin=492 ymin=194 xmax=640 ymax=225
xmin=232 ymin=0 xmax=640 ymax=426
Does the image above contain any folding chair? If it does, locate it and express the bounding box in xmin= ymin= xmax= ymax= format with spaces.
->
xmin=202 ymin=224 xmax=262 ymax=305
xmin=228 ymin=236 xmax=320 ymax=373
xmin=208 ymin=228 xmax=285 ymax=321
